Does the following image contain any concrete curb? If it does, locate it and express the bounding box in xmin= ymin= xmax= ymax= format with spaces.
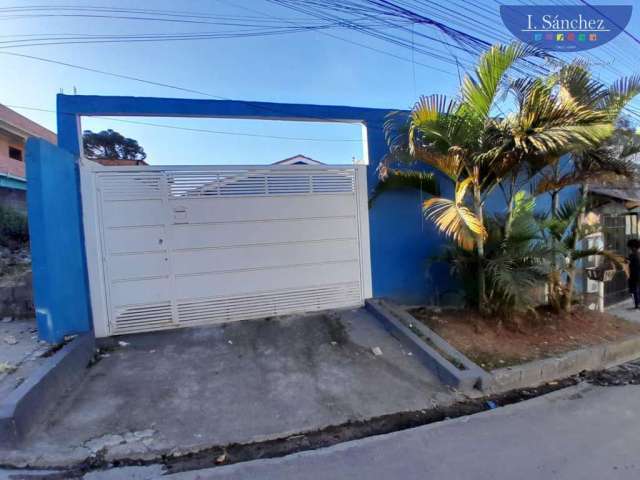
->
xmin=488 ymin=335 xmax=640 ymax=393
xmin=367 ymin=300 xmax=640 ymax=394
xmin=0 ymin=333 xmax=95 ymax=446
xmin=365 ymin=299 xmax=487 ymax=391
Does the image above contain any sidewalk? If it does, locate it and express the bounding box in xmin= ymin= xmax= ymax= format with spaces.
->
xmin=608 ymin=299 xmax=640 ymax=323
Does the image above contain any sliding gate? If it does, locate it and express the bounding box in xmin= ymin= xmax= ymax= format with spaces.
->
xmin=81 ymin=163 xmax=372 ymax=337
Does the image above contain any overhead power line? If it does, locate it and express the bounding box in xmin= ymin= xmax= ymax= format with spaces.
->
xmin=0 ymin=50 xmax=396 ymax=131
xmin=579 ymin=0 xmax=640 ymax=47
xmin=5 ymin=105 xmax=363 ymax=142
xmin=216 ymin=0 xmax=471 ymax=76
xmin=0 ymin=28 xmax=335 ymax=50
xmin=267 ymin=0 xmax=549 ymax=77
xmin=0 ymin=51 xmax=228 ymax=99
xmin=4 ymin=0 xmax=639 ymax=126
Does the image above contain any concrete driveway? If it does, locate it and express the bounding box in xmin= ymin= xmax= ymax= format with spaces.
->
xmin=1 ymin=308 xmax=456 ymax=468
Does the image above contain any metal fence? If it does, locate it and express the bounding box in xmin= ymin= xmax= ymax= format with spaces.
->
xmin=603 ymin=214 xmax=638 ymax=306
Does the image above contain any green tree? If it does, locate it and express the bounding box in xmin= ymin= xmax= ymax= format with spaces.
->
xmin=83 ymin=129 xmax=147 ymax=161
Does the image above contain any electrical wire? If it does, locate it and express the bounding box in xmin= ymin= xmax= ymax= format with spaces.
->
xmin=4 ymin=104 xmax=363 ymax=142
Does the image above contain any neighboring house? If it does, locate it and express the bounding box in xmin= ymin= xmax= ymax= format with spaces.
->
xmin=584 ymin=185 xmax=640 ymax=306
xmin=0 ymin=104 xmax=57 ymax=212
xmin=179 ymin=154 xmax=327 ymax=197
xmin=272 ymin=154 xmax=325 ymax=166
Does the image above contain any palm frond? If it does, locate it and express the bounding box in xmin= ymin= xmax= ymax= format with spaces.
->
xmin=621 ymin=141 xmax=640 ymax=159
xmin=571 ymin=248 xmax=625 ymax=268
xmin=485 ymin=246 xmax=548 ymax=314
xmin=460 ymin=42 xmax=543 ymax=120
xmin=414 ymin=148 xmax=462 ymax=180
xmin=369 ymin=169 xmax=439 ymax=206
xmin=533 ymin=172 xmax=578 ymax=195
xmin=556 ymin=197 xmax=581 ymax=222
xmin=606 ymin=75 xmax=640 ymax=115
xmin=505 ymin=77 xmax=543 ymax=106
xmin=408 ymin=94 xmax=458 ymax=152
xmin=552 ymin=61 xmax=608 ymax=108
xmin=524 ymin=124 xmax=614 ymax=156
xmin=422 ymin=178 xmax=485 ymax=250
xmin=573 ymin=146 xmax=638 ymax=184
xmin=403 ymin=95 xmax=467 ymax=180
xmin=505 ymin=191 xmax=540 ymax=243
xmin=507 ymin=78 xmax=614 ymax=160
xmin=382 ymin=110 xmax=411 ymax=163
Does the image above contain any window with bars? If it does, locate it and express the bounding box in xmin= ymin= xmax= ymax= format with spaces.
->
xmin=8 ymin=146 xmax=22 ymax=161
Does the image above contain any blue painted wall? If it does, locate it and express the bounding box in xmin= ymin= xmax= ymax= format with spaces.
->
xmin=26 ymin=138 xmax=92 ymax=342
xmin=364 ymin=122 xmax=460 ymax=303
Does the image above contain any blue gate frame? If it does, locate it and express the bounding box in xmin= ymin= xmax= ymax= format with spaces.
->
xmin=27 ymin=94 xmax=449 ymax=342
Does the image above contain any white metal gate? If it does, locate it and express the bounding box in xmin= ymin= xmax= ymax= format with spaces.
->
xmin=80 ymin=163 xmax=372 ymax=337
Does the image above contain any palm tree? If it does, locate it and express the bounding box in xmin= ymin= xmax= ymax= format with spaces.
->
xmin=540 ymin=194 xmax=625 ymax=312
xmin=380 ymin=43 xmax=615 ymax=313
xmin=440 ymin=191 xmax=550 ymax=317
xmin=534 ymin=62 xmax=640 ymax=311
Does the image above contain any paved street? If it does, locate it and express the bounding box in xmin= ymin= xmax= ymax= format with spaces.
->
xmin=2 ymin=382 xmax=640 ymax=478
xmin=169 ymin=383 xmax=640 ymax=480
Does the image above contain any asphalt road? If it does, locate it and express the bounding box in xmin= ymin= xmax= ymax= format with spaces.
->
xmin=3 ymin=381 xmax=640 ymax=479
xmin=169 ymin=383 xmax=640 ymax=480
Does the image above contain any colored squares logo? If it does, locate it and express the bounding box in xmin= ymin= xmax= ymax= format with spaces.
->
xmin=578 ymin=33 xmax=586 ymax=41
xmin=567 ymin=32 xmax=575 ymax=41
xmin=556 ymin=33 xmax=564 ymax=41
xmin=533 ymin=32 xmax=542 ymax=41
xmin=545 ymin=33 xmax=553 ymax=40
xmin=589 ymin=33 xmax=598 ymax=41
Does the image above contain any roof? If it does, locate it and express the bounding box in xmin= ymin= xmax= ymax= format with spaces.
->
xmin=0 ymin=103 xmax=57 ymax=144
xmin=271 ymin=155 xmax=324 ymax=166
xmin=591 ymin=186 xmax=640 ymax=203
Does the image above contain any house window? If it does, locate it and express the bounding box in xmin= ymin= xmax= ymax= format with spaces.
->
xmin=8 ymin=147 xmax=22 ymax=161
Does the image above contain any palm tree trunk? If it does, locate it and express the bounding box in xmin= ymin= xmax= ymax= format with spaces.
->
xmin=504 ymin=175 xmax=518 ymax=238
xmin=551 ymin=190 xmax=560 ymax=216
xmin=562 ymin=184 xmax=590 ymax=312
xmin=549 ymin=189 xmax=561 ymax=310
xmin=473 ymin=184 xmax=487 ymax=313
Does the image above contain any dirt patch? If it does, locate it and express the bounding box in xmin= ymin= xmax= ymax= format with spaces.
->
xmin=409 ymin=307 xmax=640 ymax=370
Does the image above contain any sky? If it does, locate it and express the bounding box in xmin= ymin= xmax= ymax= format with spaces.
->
xmin=1 ymin=0 xmax=639 ymax=165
